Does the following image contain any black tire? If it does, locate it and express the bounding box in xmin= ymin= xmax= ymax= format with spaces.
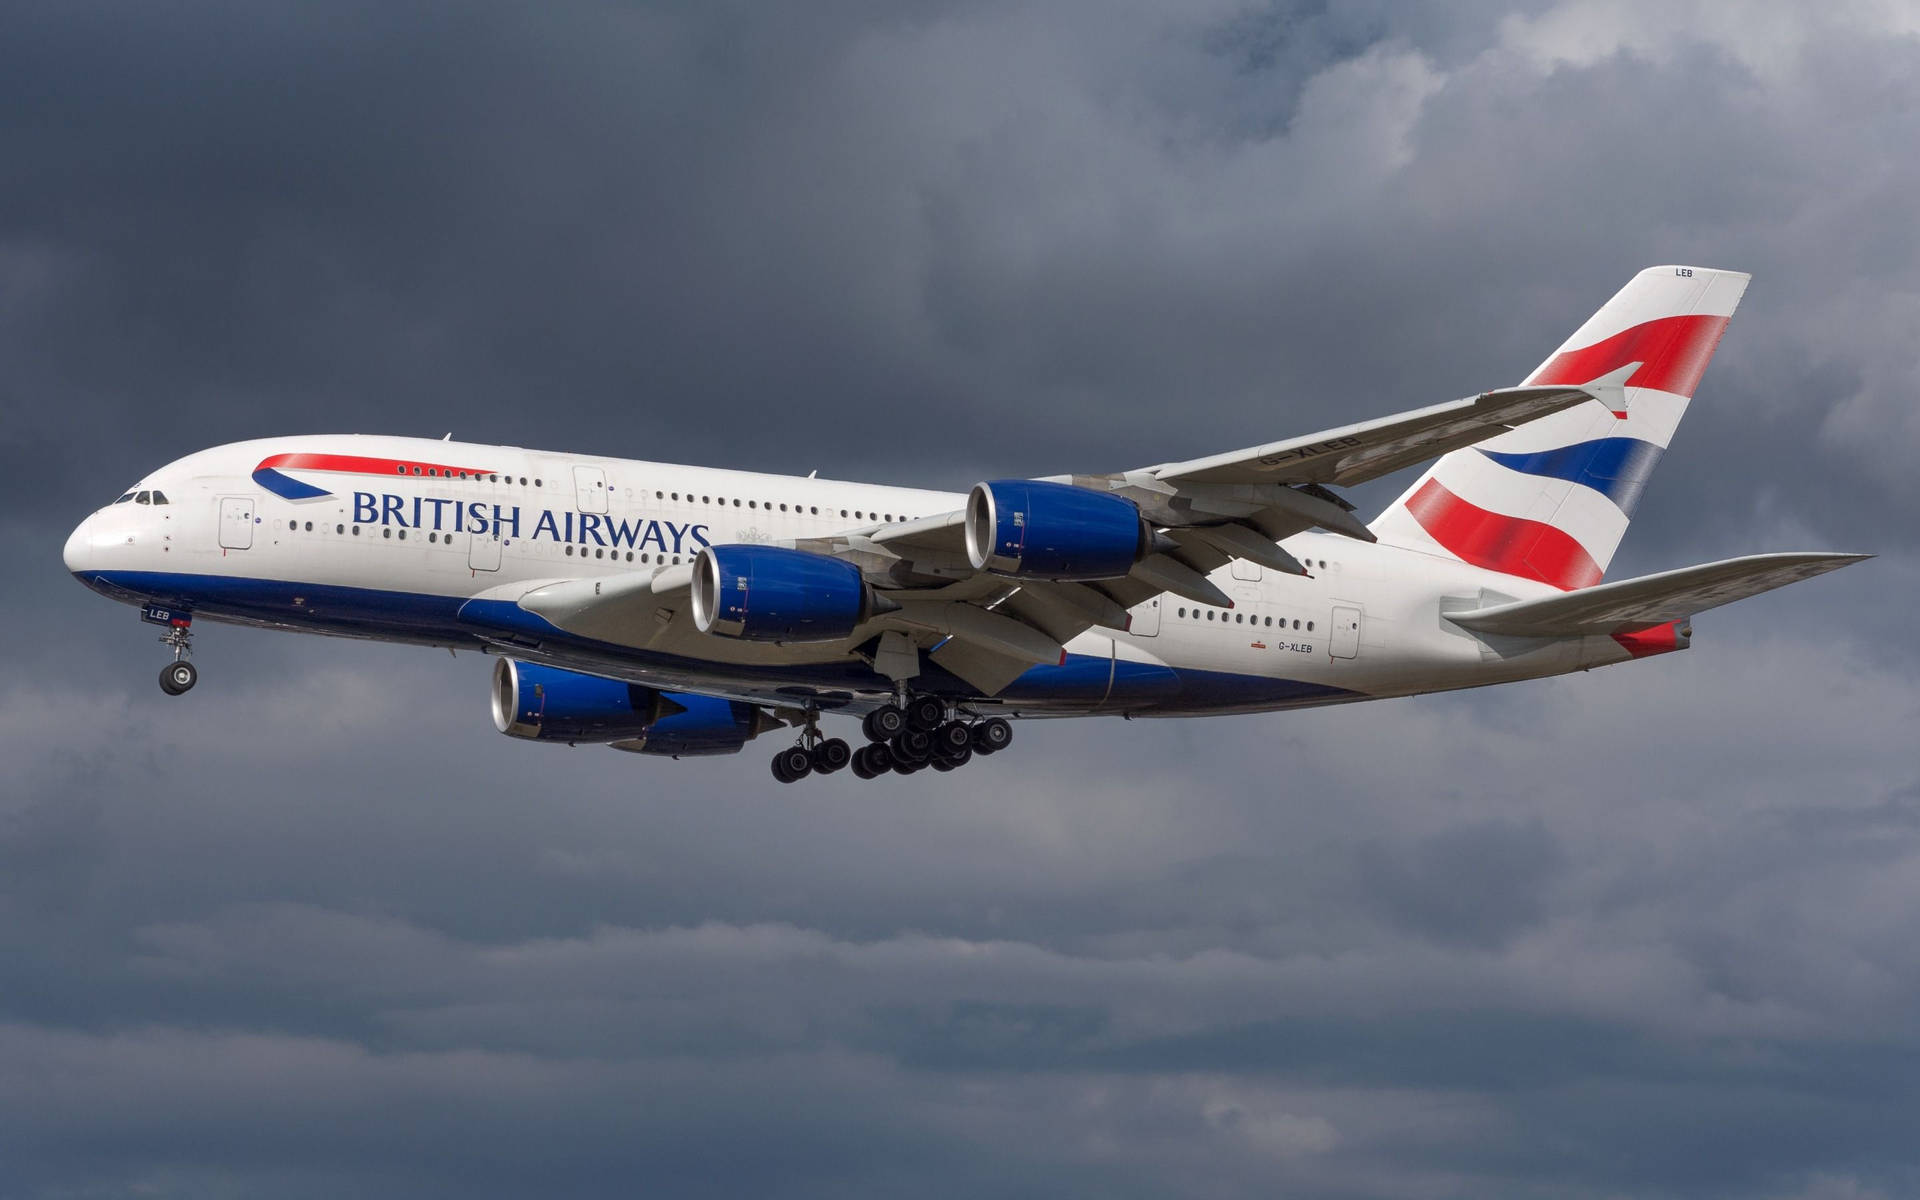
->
xmin=890 ymin=729 xmax=932 ymax=764
xmin=812 ymin=738 xmax=852 ymax=774
xmin=850 ymin=750 xmax=877 ymax=780
xmin=906 ymin=694 xmax=947 ymax=732
xmin=895 ymin=759 xmax=922 ymax=775
xmin=865 ymin=742 xmax=894 ymax=774
xmin=939 ymin=743 xmax=973 ymax=769
xmin=932 ymin=757 xmax=959 ymax=772
xmin=775 ymin=745 xmax=813 ymax=782
xmin=160 ymin=661 xmax=196 ymax=695
xmin=971 ymin=717 xmax=1013 ymax=754
xmin=934 ymin=720 xmax=972 ymax=756
xmin=862 ymin=705 xmax=906 ymax=742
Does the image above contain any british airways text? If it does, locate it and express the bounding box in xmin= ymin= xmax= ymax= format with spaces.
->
xmin=352 ymin=492 xmax=710 ymax=554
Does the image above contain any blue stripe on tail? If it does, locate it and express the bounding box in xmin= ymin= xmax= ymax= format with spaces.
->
xmin=1478 ymin=437 xmax=1664 ymax=515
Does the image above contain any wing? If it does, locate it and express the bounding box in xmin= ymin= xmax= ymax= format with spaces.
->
xmin=1142 ymin=386 xmax=1599 ymax=488
xmin=1445 ymin=552 xmax=1872 ymax=637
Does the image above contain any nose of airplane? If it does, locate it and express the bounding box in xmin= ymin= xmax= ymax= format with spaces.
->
xmin=64 ymin=515 xmax=96 ymax=575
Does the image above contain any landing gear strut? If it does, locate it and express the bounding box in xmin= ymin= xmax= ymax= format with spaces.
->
xmin=157 ymin=615 xmax=197 ymax=696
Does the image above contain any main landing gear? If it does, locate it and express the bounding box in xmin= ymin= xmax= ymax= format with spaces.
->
xmin=767 ymin=697 xmax=1014 ymax=784
xmin=157 ymin=614 xmax=197 ymax=696
xmin=849 ymin=698 xmax=1011 ymax=781
xmin=770 ymin=707 xmax=852 ymax=784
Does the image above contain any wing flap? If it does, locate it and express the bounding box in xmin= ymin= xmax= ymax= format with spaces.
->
xmin=1446 ymin=552 xmax=1872 ymax=636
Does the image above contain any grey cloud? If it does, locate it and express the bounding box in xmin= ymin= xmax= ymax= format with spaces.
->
xmin=3 ymin=1 xmax=1917 ymax=1197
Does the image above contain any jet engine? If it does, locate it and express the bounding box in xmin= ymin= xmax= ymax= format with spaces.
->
xmin=691 ymin=544 xmax=882 ymax=643
xmin=490 ymin=659 xmax=776 ymax=755
xmin=966 ymin=479 xmax=1150 ymax=581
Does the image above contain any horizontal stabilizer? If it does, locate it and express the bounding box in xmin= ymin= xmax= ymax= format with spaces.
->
xmin=1446 ymin=552 xmax=1871 ymax=637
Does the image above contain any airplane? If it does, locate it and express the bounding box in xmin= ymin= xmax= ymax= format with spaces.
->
xmin=63 ymin=266 xmax=1869 ymax=782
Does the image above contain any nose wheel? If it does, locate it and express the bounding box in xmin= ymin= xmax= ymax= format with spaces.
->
xmin=156 ymin=614 xmax=197 ymax=696
xmin=160 ymin=660 xmax=198 ymax=695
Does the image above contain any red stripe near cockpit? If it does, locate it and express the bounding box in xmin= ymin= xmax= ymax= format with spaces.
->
xmin=256 ymin=452 xmax=496 ymax=479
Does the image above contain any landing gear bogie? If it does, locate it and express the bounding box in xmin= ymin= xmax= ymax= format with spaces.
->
xmin=773 ymin=700 xmax=1015 ymax=784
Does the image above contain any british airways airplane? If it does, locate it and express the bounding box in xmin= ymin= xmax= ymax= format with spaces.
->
xmin=64 ymin=267 xmax=1867 ymax=782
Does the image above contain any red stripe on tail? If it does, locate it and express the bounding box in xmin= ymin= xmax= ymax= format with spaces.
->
xmin=1526 ymin=313 xmax=1730 ymax=398
xmin=1403 ymin=479 xmax=1602 ymax=590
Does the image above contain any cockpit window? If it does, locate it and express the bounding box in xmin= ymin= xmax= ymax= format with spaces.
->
xmin=135 ymin=491 xmax=151 ymax=505
xmin=150 ymin=490 xmax=169 ymax=505
xmin=113 ymin=491 xmax=136 ymax=504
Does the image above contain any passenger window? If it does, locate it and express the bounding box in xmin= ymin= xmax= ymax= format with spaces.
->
xmin=1307 ymin=621 xmax=1315 ymax=632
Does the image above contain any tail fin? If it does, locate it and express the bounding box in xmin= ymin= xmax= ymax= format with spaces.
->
xmin=1370 ymin=266 xmax=1751 ymax=589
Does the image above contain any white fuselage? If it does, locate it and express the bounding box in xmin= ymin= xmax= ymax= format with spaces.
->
xmin=64 ymin=434 xmax=1650 ymax=719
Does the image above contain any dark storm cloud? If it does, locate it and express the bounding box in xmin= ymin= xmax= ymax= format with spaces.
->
xmin=4 ymin=1 xmax=1917 ymax=1197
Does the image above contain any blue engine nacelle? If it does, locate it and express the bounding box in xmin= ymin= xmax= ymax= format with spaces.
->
xmin=965 ymin=479 xmax=1150 ymax=581
xmin=490 ymin=659 xmax=772 ymax=755
xmin=691 ymin=544 xmax=878 ymax=643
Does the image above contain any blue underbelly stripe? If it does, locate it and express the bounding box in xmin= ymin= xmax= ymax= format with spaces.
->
xmin=72 ymin=569 xmax=1363 ymax=712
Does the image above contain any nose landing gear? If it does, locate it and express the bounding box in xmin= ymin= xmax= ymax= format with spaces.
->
xmin=155 ymin=613 xmax=197 ymax=696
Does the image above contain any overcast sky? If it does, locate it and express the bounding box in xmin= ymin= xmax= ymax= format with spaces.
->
xmin=3 ymin=2 xmax=1917 ymax=1197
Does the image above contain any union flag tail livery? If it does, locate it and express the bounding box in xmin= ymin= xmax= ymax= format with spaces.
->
xmin=1371 ymin=266 xmax=1750 ymax=590
xmin=63 ymin=265 xmax=1867 ymax=784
